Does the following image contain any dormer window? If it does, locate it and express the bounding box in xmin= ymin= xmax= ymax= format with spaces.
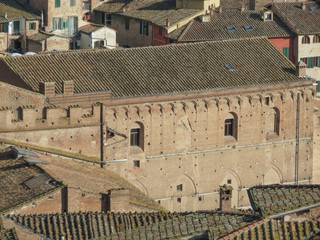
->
xmin=264 ymin=11 xmax=273 ymax=22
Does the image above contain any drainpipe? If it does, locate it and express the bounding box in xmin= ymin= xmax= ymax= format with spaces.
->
xmin=100 ymin=103 xmax=104 ymax=168
xmin=295 ymin=92 xmax=300 ymax=184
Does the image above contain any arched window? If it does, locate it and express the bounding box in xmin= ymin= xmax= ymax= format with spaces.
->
xmin=224 ymin=113 xmax=238 ymax=139
xmin=313 ymin=35 xmax=320 ymax=43
xmin=266 ymin=108 xmax=280 ymax=135
xmin=302 ymin=36 xmax=310 ymax=44
xmin=130 ymin=122 xmax=144 ymax=149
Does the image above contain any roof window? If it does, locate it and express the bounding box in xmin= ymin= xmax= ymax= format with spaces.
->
xmin=309 ymin=6 xmax=319 ymax=11
xmin=226 ymin=26 xmax=236 ymax=31
xmin=244 ymin=25 xmax=254 ymax=31
xmin=225 ymin=64 xmax=236 ymax=72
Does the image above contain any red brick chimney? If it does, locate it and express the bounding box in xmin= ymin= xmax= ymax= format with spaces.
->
xmin=39 ymin=82 xmax=55 ymax=98
xmin=296 ymin=61 xmax=307 ymax=77
xmin=107 ymin=188 xmax=130 ymax=212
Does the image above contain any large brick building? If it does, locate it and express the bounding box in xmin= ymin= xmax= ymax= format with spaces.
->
xmin=0 ymin=37 xmax=318 ymax=212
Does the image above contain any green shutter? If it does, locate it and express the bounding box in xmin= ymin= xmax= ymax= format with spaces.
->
xmin=4 ymin=22 xmax=8 ymax=33
xmin=307 ymin=57 xmax=314 ymax=68
xmin=63 ymin=21 xmax=68 ymax=29
xmin=283 ymin=47 xmax=290 ymax=59
xmin=29 ymin=22 xmax=32 ymax=30
xmin=53 ymin=18 xmax=56 ymax=31
xmin=55 ymin=0 xmax=60 ymax=8
xmin=70 ymin=0 xmax=75 ymax=6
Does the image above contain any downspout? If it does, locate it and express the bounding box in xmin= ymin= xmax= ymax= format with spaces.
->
xmin=295 ymin=92 xmax=300 ymax=184
xmin=100 ymin=103 xmax=104 ymax=168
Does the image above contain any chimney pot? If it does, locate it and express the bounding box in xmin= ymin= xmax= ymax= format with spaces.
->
xmin=219 ymin=6 xmax=222 ymax=14
xmin=241 ymin=4 xmax=245 ymax=13
xmin=166 ymin=19 xmax=171 ymax=27
xmin=302 ymin=2 xmax=306 ymax=10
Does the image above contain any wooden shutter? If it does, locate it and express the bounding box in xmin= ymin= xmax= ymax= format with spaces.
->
xmin=283 ymin=47 xmax=290 ymax=59
xmin=308 ymin=57 xmax=314 ymax=68
xmin=53 ymin=18 xmax=56 ymax=31
xmin=4 ymin=22 xmax=8 ymax=33
xmin=55 ymin=0 xmax=60 ymax=7
xmin=60 ymin=18 xmax=64 ymax=30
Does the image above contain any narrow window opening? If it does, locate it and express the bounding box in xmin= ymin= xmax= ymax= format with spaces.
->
xmin=177 ymin=184 xmax=183 ymax=191
xmin=130 ymin=128 xmax=140 ymax=146
xmin=177 ymin=198 xmax=182 ymax=203
xmin=224 ymin=119 xmax=233 ymax=136
xmin=133 ymin=160 xmax=140 ymax=168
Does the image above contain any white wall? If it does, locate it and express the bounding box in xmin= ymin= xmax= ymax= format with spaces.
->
xmin=79 ymin=27 xmax=117 ymax=49
xmin=8 ymin=18 xmax=26 ymax=35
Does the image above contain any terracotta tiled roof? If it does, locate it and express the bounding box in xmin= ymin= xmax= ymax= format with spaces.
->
xmin=167 ymin=10 xmax=293 ymax=42
xmin=222 ymin=219 xmax=320 ymax=240
xmin=0 ymin=148 xmax=64 ymax=213
xmin=79 ymin=24 xmax=109 ymax=34
xmin=0 ymin=217 xmax=19 ymax=240
xmin=0 ymin=37 xmax=301 ymax=98
xmin=0 ymin=0 xmax=40 ymax=20
xmin=272 ymin=2 xmax=320 ymax=34
xmin=248 ymin=185 xmax=320 ymax=218
xmin=94 ymin=0 xmax=203 ymax=28
xmin=8 ymin=211 xmax=261 ymax=240
xmin=27 ymin=32 xmax=55 ymax=42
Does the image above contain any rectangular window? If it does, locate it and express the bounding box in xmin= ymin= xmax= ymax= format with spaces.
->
xmin=224 ymin=119 xmax=233 ymax=136
xmin=177 ymin=184 xmax=183 ymax=191
xmin=55 ymin=0 xmax=61 ymax=8
xmin=0 ymin=23 xmax=6 ymax=32
xmin=159 ymin=27 xmax=162 ymax=35
xmin=264 ymin=97 xmax=270 ymax=105
xmin=130 ymin=129 xmax=140 ymax=146
xmin=13 ymin=21 xmax=20 ymax=34
xmin=70 ymin=0 xmax=75 ymax=6
xmin=94 ymin=40 xmax=104 ymax=48
xmin=133 ymin=160 xmax=140 ymax=168
xmin=125 ymin=18 xmax=130 ymax=30
xmin=105 ymin=14 xmax=112 ymax=25
xmin=29 ymin=22 xmax=36 ymax=30
xmin=53 ymin=17 xmax=57 ymax=31
xmin=283 ymin=47 xmax=290 ymax=59
xmin=140 ymin=21 xmax=149 ymax=35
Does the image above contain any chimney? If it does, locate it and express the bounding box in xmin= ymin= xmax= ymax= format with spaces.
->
xmin=107 ymin=188 xmax=130 ymax=212
xmin=63 ymin=80 xmax=74 ymax=96
xmin=220 ymin=185 xmax=232 ymax=211
xmin=39 ymin=82 xmax=55 ymax=98
xmin=210 ymin=8 xmax=214 ymax=17
xmin=219 ymin=6 xmax=223 ymax=14
xmin=241 ymin=4 xmax=245 ymax=13
xmin=40 ymin=11 xmax=44 ymax=28
xmin=301 ymin=2 xmax=306 ymax=10
xmin=166 ymin=19 xmax=171 ymax=27
xmin=296 ymin=61 xmax=307 ymax=77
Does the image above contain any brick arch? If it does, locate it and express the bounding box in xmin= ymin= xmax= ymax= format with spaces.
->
xmin=264 ymin=165 xmax=283 ymax=185
xmin=173 ymin=174 xmax=197 ymax=196
xmin=131 ymin=180 xmax=149 ymax=196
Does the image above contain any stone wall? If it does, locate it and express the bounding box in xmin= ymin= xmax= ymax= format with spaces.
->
xmin=0 ymin=80 xmax=319 ymax=212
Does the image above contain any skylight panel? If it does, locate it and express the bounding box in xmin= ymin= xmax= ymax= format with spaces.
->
xmin=225 ymin=64 xmax=236 ymax=72
xmin=226 ymin=26 xmax=236 ymax=32
xmin=244 ymin=25 xmax=254 ymax=31
xmin=309 ymin=6 xmax=319 ymax=11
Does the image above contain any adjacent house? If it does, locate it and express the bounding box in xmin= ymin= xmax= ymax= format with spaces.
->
xmin=93 ymin=0 xmax=216 ymax=47
xmin=27 ymin=31 xmax=70 ymax=52
xmin=0 ymin=0 xmax=40 ymax=52
xmin=166 ymin=8 xmax=295 ymax=63
xmin=271 ymin=1 xmax=320 ymax=80
xmin=78 ymin=23 xmax=117 ymax=49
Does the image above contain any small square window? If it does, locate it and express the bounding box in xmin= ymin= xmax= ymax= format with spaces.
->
xmin=177 ymin=197 xmax=182 ymax=203
xmin=198 ymin=196 xmax=202 ymax=201
xmin=29 ymin=22 xmax=36 ymax=30
xmin=133 ymin=160 xmax=140 ymax=168
xmin=227 ymin=179 xmax=232 ymax=184
xmin=177 ymin=184 xmax=183 ymax=191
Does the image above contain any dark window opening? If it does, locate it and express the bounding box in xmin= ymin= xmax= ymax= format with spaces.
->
xmin=224 ymin=119 xmax=233 ymax=136
xmin=159 ymin=27 xmax=162 ymax=35
xmin=198 ymin=196 xmax=202 ymax=201
xmin=140 ymin=21 xmax=149 ymax=35
xmin=177 ymin=198 xmax=181 ymax=203
xmin=130 ymin=128 xmax=140 ymax=146
xmin=265 ymin=97 xmax=270 ymax=105
xmin=105 ymin=14 xmax=112 ymax=25
xmin=125 ymin=18 xmax=130 ymax=30
xmin=177 ymin=184 xmax=183 ymax=191
xmin=133 ymin=160 xmax=140 ymax=168
xmin=227 ymin=179 xmax=232 ymax=184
